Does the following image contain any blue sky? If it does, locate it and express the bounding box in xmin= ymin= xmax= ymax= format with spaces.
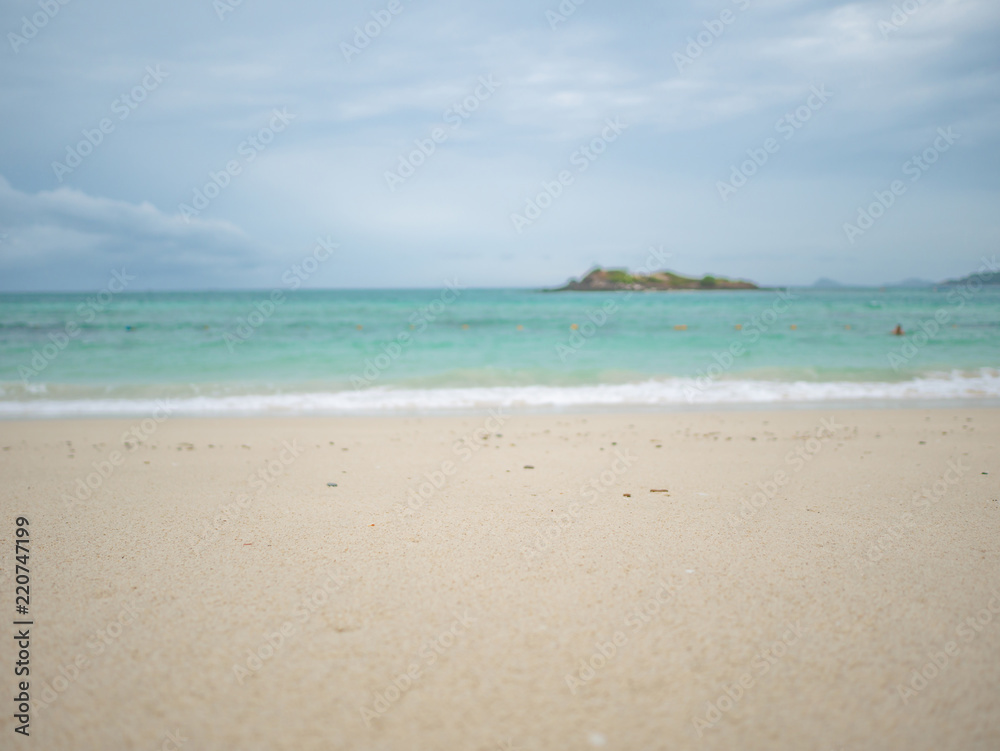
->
xmin=0 ymin=0 xmax=997 ymax=290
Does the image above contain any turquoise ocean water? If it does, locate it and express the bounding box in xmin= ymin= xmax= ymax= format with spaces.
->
xmin=1 ymin=287 xmax=998 ymax=417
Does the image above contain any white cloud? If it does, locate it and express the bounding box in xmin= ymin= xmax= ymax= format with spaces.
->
xmin=0 ymin=176 xmax=267 ymax=289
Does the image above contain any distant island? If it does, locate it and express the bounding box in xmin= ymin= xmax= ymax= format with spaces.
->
xmin=940 ymin=270 xmax=1000 ymax=286
xmin=812 ymin=270 xmax=999 ymax=288
xmin=550 ymin=267 xmax=760 ymax=292
xmin=889 ymin=278 xmax=936 ymax=288
xmin=812 ymin=277 xmax=845 ymax=289
xmin=813 ymin=277 xmax=935 ymax=288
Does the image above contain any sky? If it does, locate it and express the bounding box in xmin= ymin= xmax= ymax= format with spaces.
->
xmin=0 ymin=0 xmax=998 ymax=291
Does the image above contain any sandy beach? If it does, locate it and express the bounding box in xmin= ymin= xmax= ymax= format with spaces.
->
xmin=1 ymin=407 xmax=998 ymax=750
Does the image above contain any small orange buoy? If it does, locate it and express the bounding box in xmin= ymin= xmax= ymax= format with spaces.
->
xmin=356 ymin=325 xmax=363 ymax=330
xmin=674 ymin=324 xmax=687 ymax=331
xmin=570 ymin=323 xmax=579 ymax=330
xmin=461 ymin=324 xmax=469 ymax=329
xmin=734 ymin=324 xmax=742 ymax=330
xmin=516 ymin=324 xmax=524 ymax=331
xmin=790 ymin=324 xmax=797 ymax=330
xmin=844 ymin=324 xmax=851 ymax=330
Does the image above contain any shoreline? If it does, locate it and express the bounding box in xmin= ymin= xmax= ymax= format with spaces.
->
xmin=2 ymin=395 xmax=1000 ymax=420
xmin=3 ymin=368 xmax=1000 ymax=420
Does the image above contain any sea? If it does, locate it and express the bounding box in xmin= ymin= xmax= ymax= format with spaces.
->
xmin=1 ymin=286 xmax=998 ymax=418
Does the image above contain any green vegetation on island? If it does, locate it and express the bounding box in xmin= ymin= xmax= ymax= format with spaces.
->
xmin=550 ymin=267 xmax=759 ymax=291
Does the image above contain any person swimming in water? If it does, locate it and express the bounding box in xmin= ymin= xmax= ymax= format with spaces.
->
xmin=892 ymin=324 xmax=904 ymax=336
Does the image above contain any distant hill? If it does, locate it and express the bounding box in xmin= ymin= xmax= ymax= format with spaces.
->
xmin=550 ymin=267 xmax=759 ymax=292
xmin=812 ymin=277 xmax=845 ymax=288
xmin=939 ymin=270 xmax=1000 ymax=286
xmin=886 ymin=278 xmax=935 ymax=288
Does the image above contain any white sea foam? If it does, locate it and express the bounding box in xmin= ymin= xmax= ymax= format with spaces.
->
xmin=1 ymin=370 xmax=998 ymax=418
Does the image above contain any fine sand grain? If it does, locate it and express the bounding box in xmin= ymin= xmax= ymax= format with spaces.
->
xmin=0 ymin=408 xmax=998 ymax=750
